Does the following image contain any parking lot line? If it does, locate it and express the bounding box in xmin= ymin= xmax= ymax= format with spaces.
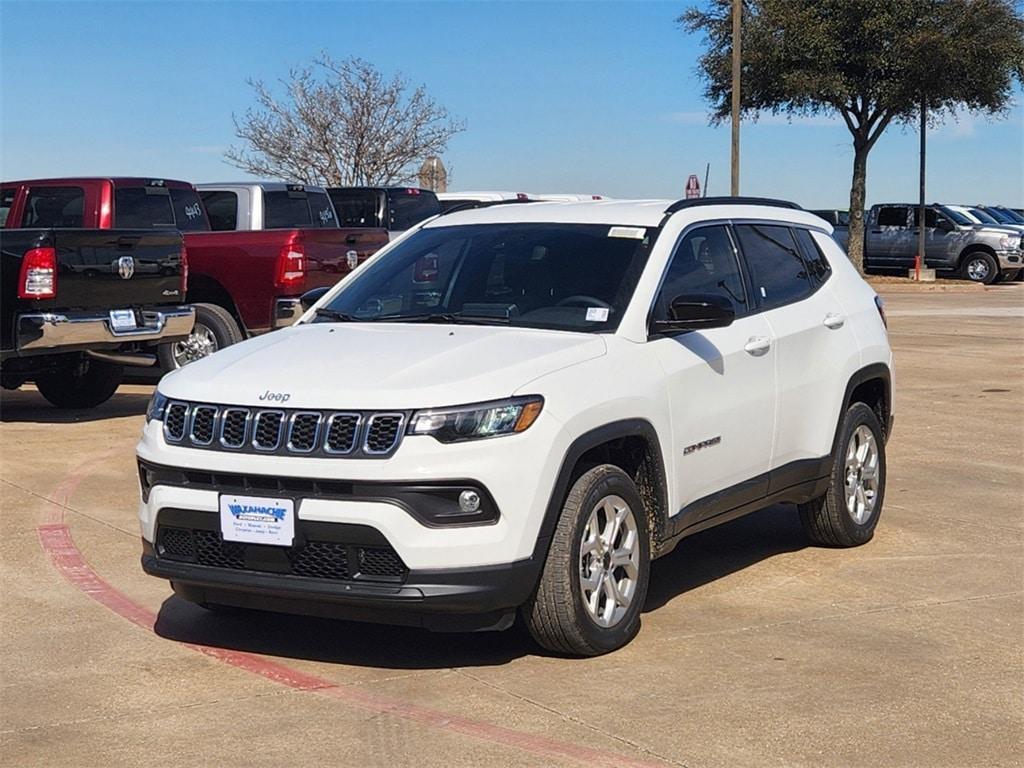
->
xmin=36 ymin=493 xmax=670 ymax=768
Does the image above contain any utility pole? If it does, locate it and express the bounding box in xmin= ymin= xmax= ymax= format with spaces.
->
xmin=916 ymin=94 xmax=926 ymax=281
xmin=730 ymin=0 xmax=741 ymax=196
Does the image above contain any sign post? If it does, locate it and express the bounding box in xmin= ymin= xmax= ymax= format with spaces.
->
xmin=685 ymin=175 xmax=701 ymax=200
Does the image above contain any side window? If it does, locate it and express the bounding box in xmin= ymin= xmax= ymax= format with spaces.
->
xmin=0 ymin=188 xmax=16 ymax=227
xmin=734 ymin=224 xmax=813 ymax=311
xmin=201 ymin=191 xmax=238 ymax=231
xmin=22 ymin=186 xmax=85 ymax=228
xmin=793 ymin=228 xmax=832 ymax=283
xmin=656 ymin=225 xmax=747 ymax=318
xmin=877 ymin=206 xmax=909 ymax=228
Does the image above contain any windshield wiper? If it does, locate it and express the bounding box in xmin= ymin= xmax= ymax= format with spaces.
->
xmin=373 ymin=312 xmax=511 ymax=325
xmin=313 ymin=307 xmax=358 ymax=322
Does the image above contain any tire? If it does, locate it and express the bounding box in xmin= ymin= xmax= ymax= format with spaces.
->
xmin=799 ymin=402 xmax=886 ymax=547
xmin=959 ymin=250 xmax=999 ymax=285
xmin=523 ymin=465 xmax=651 ymax=656
xmin=158 ymin=302 xmax=244 ymax=371
xmin=35 ymin=357 xmax=123 ymax=409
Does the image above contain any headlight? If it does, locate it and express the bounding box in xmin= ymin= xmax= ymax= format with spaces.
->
xmin=999 ymin=235 xmax=1012 ymax=249
xmin=409 ymin=396 xmax=544 ymax=443
xmin=146 ymin=390 xmax=168 ymax=423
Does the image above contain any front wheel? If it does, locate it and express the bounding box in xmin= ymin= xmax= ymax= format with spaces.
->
xmin=799 ymin=402 xmax=886 ymax=547
xmin=35 ymin=357 xmax=123 ymax=409
xmin=959 ymin=251 xmax=999 ymax=285
xmin=158 ymin=303 xmax=243 ymax=371
xmin=523 ymin=465 xmax=650 ymax=656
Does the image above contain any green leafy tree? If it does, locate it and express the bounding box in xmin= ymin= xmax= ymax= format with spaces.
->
xmin=681 ymin=0 xmax=1024 ymax=270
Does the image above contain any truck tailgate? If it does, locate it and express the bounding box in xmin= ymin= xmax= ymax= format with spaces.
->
xmin=302 ymin=227 xmax=389 ymax=288
xmin=2 ymin=228 xmax=185 ymax=311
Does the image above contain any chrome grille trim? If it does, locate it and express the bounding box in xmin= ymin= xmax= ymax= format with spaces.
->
xmin=323 ymin=412 xmax=362 ymax=455
xmin=219 ymin=408 xmax=251 ymax=449
xmin=286 ymin=411 xmax=322 ymax=453
xmin=252 ymin=410 xmax=285 ymax=451
xmin=159 ymin=402 xmax=407 ymax=458
xmin=163 ymin=401 xmax=189 ymax=442
xmin=364 ymin=413 xmax=405 ymax=455
xmin=190 ymin=405 xmax=219 ymax=446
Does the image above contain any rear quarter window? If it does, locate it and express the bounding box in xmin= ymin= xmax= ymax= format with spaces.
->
xmin=22 ymin=186 xmax=85 ymax=228
xmin=0 ymin=187 xmax=17 ymax=227
xmin=308 ymin=191 xmax=338 ymax=228
xmin=201 ymin=191 xmax=239 ymax=231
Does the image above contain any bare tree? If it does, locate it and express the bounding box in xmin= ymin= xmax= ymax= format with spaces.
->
xmin=225 ymin=55 xmax=465 ymax=186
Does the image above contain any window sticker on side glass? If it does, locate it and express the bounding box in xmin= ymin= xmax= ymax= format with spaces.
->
xmin=608 ymin=226 xmax=646 ymax=239
xmin=586 ymin=307 xmax=610 ymax=322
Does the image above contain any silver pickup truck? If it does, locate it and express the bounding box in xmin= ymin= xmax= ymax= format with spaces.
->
xmin=862 ymin=203 xmax=1023 ymax=284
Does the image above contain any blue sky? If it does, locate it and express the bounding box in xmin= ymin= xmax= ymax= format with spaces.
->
xmin=1 ymin=0 xmax=1021 ymax=207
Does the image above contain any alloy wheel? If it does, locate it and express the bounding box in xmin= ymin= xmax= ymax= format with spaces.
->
xmin=844 ymin=425 xmax=880 ymax=524
xmin=579 ymin=495 xmax=640 ymax=628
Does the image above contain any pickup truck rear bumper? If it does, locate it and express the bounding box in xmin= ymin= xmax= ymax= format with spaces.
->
xmin=14 ymin=307 xmax=195 ymax=356
xmin=272 ymin=297 xmax=303 ymax=329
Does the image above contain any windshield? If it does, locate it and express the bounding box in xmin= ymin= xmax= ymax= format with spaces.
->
xmin=314 ymin=223 xmax=655 ymax=333
xmin=996 ymin=207 xmax=1024 ymax=224
xmin=940 ymin=207 xmax=972 ymax=226
xmin=982 ymin=207 xmax=1014 ymax=224
xmin=967 ymin=207 xmax=999 ymax=225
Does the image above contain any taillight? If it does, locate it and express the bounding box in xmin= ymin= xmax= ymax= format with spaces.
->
xmin=180 ymin=244 xmax=189 ymax=297
xmin=874 ymin=295 xmax=887 ymax=329
xmin=275 ymin=243 xmax=305 ymax=289
xmin=18 ymin=247 xmax=57 ymax=299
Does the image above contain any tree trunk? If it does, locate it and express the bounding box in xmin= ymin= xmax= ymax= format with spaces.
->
xmin=846 ymin=143 xmax=870 ymax=273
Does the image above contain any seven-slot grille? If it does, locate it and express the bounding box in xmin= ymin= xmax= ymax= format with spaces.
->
xmin=162 ymin=401 xmax=406 ymax=458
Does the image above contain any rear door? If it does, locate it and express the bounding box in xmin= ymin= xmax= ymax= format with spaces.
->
xmin=734 ymin=224 xmax=855 ymax=478
xmin=651 ymin=224 xmax=776 ymax=522
xmin=868 ymin=206 xmax=913 ymax=269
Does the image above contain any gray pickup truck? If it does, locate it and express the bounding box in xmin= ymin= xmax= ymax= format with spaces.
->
xmin=860 ymin=204 xmax=1023 ymax=283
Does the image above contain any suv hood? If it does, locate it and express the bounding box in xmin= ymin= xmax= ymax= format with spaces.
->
xmin=159 ymin=323 xmax=607 ymax=409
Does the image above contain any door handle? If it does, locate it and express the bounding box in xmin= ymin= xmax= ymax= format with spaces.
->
xmin=823 ymin=313 xmax=846 ymax=330
xmin=744 ymin=335 xmax=771 ymax=356
xmin=345 ymin=235 xmax=358 ymax=244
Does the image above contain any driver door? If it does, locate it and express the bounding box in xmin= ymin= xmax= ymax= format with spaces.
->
xmin=648 ymin=225 xmax=776 ymax=527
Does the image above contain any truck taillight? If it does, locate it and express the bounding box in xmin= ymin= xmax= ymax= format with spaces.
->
xmin=180 ymin=244 xmax=189 ymax=297
xmin=18 ymin=247 xmax=57 ymax=299
xmin=275 ymin=243 xmax=305 ymax=289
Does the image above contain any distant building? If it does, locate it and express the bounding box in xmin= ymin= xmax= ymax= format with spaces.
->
xmin=418 ymin=156 xmax=448 ymax=193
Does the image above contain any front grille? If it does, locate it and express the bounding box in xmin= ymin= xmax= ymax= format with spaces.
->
xmin=165 ymin=402 xmax=188 ymax=441
xmin=365 ymin=414 xmax=404 ymax=454
xmin=191 ymin=406 xmax=217 ymax=445
xmin=288 ymin=412 xmax=321 ymax=452
xmin=253 ymin=411 xmax=284 ymax=450
xmin=220 ymin=409 xmax=249 ymax=448
xmin=155 ymin=524 xmax=407 ymax=584
xmin=160 ymin=401 xmax=408 ymax=458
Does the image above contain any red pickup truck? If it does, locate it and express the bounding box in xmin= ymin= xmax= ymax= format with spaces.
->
xmin=0 ymin=178 xmax=388 ymax=369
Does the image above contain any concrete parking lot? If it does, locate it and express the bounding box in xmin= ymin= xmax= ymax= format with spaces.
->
xmin=1 ymin=285 xmax=1021 ymax=768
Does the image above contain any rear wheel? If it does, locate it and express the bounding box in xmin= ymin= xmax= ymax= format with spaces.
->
xmin=158 ymin=303 xmax=243 ymax=371
xmin=959 ymin=251 xmax=999 ymax=284
xmin=35 ymin=357 xmax=123 ymax=409
xmin=523 ymin=465 xmax=650 ymax=656
xmin=799 ymin=402 xmax=886 ymax=547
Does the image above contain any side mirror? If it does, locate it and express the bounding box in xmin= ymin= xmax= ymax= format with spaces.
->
xmin=650 ymin=294 xmax=735 ymax=335
xmin=299 ymin=286 xmax=330 ymax=311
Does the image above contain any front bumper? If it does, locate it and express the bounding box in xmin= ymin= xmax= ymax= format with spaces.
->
xmin=996 ymin=250 xmax=1023 ymax=270
xmin=15 ymin=306 xmax=194 ymax=356
xmin=141 ymin=538 xmax=540 ymax=631
xmin=272 ymin=298 xmax=303 ymax=329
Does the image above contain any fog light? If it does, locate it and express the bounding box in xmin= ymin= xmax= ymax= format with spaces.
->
xmin=459 ymin=490 xmax=481 ymax=513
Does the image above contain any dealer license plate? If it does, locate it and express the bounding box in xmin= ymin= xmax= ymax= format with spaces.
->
xmin=109 ymin=309 xmax=137 ymax=331
xmin=219 ymin=494 xmax=295 ymax=546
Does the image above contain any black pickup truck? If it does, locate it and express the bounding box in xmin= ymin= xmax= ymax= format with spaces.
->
xmin=1 ymin=228 xmax=194 ymax=408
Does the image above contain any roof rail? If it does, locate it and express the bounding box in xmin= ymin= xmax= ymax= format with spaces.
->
xmin=664 ymin=196 xmax=803 ymax=214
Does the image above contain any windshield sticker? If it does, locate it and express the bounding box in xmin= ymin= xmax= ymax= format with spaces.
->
xmin=586 ymin=307 xmax=610 ymax=322
xmin=608 ymin=226 xmax=646 ymax=239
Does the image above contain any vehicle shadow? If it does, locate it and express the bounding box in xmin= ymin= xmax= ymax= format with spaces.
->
xmin=0 ymin=386 xmax=152 ymax=423
xmin=153 ymin=505 xmax=808 ymax=669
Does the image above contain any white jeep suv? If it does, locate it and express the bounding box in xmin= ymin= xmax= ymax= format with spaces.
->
xmin=138 ymin=197 xmax=894 ymax=656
